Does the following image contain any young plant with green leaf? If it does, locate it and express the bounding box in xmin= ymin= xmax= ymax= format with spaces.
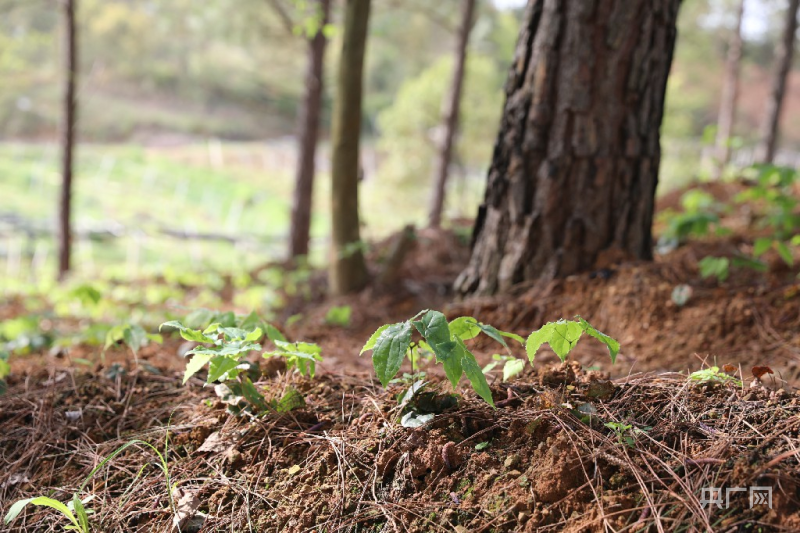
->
xmin=104 ymin=324 xmax=162 ymax=363
xmin=525 ymin=317 xmax=620 ymax=364
xmin=160 ymin=312 xmax=321 ymax=414
xmin=361 ymin=311 xmax=524 ymax=407
xmin=5 ymin=435 xmax=175 ymax=532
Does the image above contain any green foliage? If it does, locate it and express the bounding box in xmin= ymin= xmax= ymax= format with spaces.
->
xmin=160 ymin=318 xmax=263 ymax=385
xmin=363 ymin=312 xmax=620 ymax=409
xmin=482 ymin=354 xmax=525 ymax=382
xmin=375 ymin=54 xmax=505 ymax=190
xmin=362 ymin=311 xmax=528 ymax=407
xmin=324 ymin=305 xmax=352 ymax=327
xmin=4 ymin=433 xmax=175 ymax=532
xmin=525 ymin=317 xmax=619 ymax=364
xmin=104 ymin=324 xmax=162 ymax=356
xmin=689 ymin=366 xmax=742 ymax=386
xmin=162 ymin=311 xmax=321 ymax=414
xmin=604 ymin=421 xmax=650 ymax=448
xmin=657 ymin=190 xmax=724 ymax=252
xmin=698 ymin=256 xmax=731 ymax=281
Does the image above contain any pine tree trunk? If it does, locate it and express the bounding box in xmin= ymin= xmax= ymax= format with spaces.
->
xmin=755 ymin=0 xmax=799 ymax=164
xmin=712 ymin=0 xmax=745 ymax=179
xmin=58 ymin=0 xmax=78 ymax=282
xmin=428 ymin=0 xmax=477 ymax=229
xmin=329 ymin=0 xmax=370 ymax=295
xmin=289 ymin=0 xmax=331 ymax=259
xmin=455 ymin=0 xmax=682 ymax=298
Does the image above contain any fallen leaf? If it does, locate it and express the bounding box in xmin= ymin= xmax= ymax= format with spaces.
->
xmin=722 ymin=364 xmax=736 ymax=374
xmin=172 ymin=487 xmax=204 ymax=532
xmin=197 ymin=431 xmax=230 ymax=453
xmin=752 ymin=366 xmax=774 ymax=379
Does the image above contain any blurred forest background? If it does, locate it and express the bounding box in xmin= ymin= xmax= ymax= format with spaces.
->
xmin=1 ymin=0 xmax=799 ymax=286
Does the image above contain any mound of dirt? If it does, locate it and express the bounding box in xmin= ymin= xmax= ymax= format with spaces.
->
xmin=2 ymin=367 xmax=798 ymax=532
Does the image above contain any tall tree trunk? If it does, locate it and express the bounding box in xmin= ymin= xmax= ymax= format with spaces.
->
xmin=289 ymin=0 xmax=331 ymax=259
xmin=712 ymin=0 xmax=745 ymax=179
xmin=329 ymin=0 xmax=370 ymax=295
xmin=455 ymin=0 xmax=682 ymax=298
xmin=755 ymin=0 xmax=799 ymax=164
xmin=58 ymin=0 xmax=78 ymax=282
xmin=428 ymin=0 xmax=477 ymax=229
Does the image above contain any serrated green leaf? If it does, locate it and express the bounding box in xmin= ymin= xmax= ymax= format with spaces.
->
xmin=413 ymin=310 xmax=451 ymax=346
xmin=578 ymin=318 xmax=620 ymax=364
xmin=265 ymin=323 xmax=286 ymax=343
xmin=183 ymin=352 xmax=216 ymax=384
xmin=203 ymin=323 xmax=220 ymax=335
xmin=161 ymin=321 xmax=217 ymax=344
xmin=275 ymin=387 xmax=306 ymax=413
xmin=207 ymin=356 xmax=242 ymax=382
xmin=437 ymin=340 xmax=464 ymax=389
xmin=549 ymin=321 xmax=583 ymax=360
xmin=460 ymin=343 xmax=494 ymax=407
xmin=526 ymin=323 xmax=554 ymax=362
xmin=240 ymin=377 xmax=268 ymax=411
xmin=447 ymin=316 xmax=482 ymax=341
xmin=502 ymin=358 xmax=525 ymax=381
xmin=360 ymin=324 xmax=390 ymax=355
xmin=187 ymin=340 xmax=260 ymax=358
xmin=474 ymin=322 xmax=508 ymax=347
xmin=371 ymin=321 xmax=412 ymax=387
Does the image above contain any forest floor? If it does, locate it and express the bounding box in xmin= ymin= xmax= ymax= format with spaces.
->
xmin=1 ymin=181 xmax=800 ymax=532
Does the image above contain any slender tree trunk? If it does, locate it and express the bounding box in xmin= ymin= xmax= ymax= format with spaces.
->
xmin=428 ymin=0 xmax=477 ymax=229
xmin=455 ymin=0 xmax=682 ymax=298
xmin=329 ymin=0 xmax=370 ymax=295
xmin=712 ymin=0 xmax=745 ymax=179
xmin=289 ymin=0 xmax=331 ymax=259
xmin=58 ymin=0 xmax=78 ymax=282
xmin=755 ymin=0 xmax=799 ymax=164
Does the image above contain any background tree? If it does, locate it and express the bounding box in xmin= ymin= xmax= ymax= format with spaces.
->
xmin=289 ymin=0 xmax=332 ymax=259
xmin=58 ymin=0 xmax=78 ymax=281
xmin=755 ymin=0 xmax=799 ymax=164
xmin=427 ymin=0 xmax=477 ymax=229
xmin=712 ymin=0 xmax=745 ymax=179
xmin=456 ymin=0 xmax=682 ymax=297
xmin=329 ymin=0 xmax=370 ymax=295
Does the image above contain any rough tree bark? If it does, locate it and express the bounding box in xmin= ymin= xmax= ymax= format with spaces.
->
xmin=427 ymin=0 xmax=477 ymax=229
xmin=58 ymin=0 xmax=78 ymax=281
xmin=289 ymin=0 xmax=331 ymax=259
xmin=329 ymin=0 xmax=370 ymax=295
xmin=712 ymin=0 xmax=745 ymax=179
xmin=455 ymin=0 xmax=682 ymax=297
xmin=755 ymin=0 xmax=799 ymax=164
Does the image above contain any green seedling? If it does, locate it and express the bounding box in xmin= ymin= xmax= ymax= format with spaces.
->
xmin=604 ymin=421 xmax=650 ymax=448
xmin=525 ymin=317 xmax=619 ymax=364
xmin=5 ymin=434 xmax=175 ymax=532
xmin=482 ymin=354 xmax=525 ymax=382
xmin=362 ymin=310 xmax=524 ymax=407
xmin=689 ymin=366 xmax=742 ymax=387
xmin=161 ymin=311 xmax=321 ymax=414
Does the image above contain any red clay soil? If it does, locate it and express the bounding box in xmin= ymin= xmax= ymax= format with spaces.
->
xmin=1 ymin=363 xmax=799 ymax=532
